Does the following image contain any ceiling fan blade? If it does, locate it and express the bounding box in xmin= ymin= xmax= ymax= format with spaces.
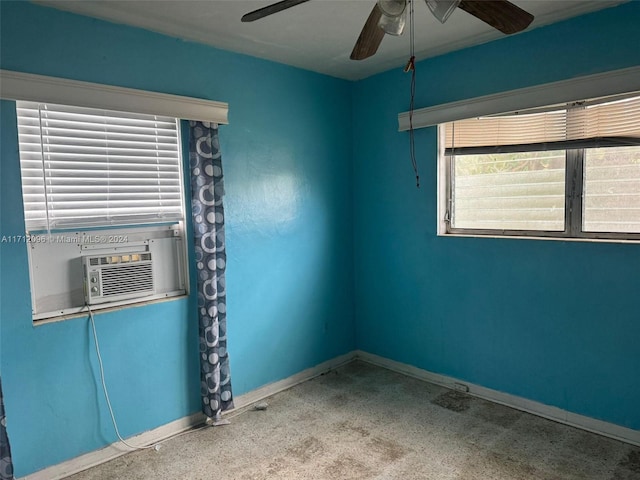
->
xmin=241 ymin=0 xmax=311 ymax=23
xmin=457 ymin=0 xmax=533 ymax=34
xmin=350 ymin=4 xmax=386 ymax=61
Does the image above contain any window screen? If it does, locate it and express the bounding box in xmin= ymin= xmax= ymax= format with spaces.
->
xmin=451 ymin=151 xmax=566 ymax=231
xmin=583 ymin=145 xmax=640 ymax=233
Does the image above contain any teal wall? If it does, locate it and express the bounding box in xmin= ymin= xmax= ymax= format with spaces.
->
xmin=353 ymin=1 xmax=640 ymax=433
xmin=0 ymin=2 xmax=354 ymax=477
xmin=1 ymin=1 xmax=640 ymax=477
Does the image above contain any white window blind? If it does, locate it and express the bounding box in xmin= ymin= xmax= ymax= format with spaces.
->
xmin=444 ymin=110 xmax=568 ymax=149
xmin=443 ymin=94 xmax=640 ymax=151
xmin=17 ymin=101 xmax=183 ymax=231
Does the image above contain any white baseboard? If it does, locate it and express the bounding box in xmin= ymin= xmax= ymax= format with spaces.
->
xmin=356 ymin=350 xmax=640 ymax=447
xmin=18 ymin=351 xmax=357 ymax=480
xmin=20 ymin=412 xmax=207 ymax=480
xmin=21 ymin=349 xmax=637 ymax=479
xmin=223 ymin=351 xmax=357 ymax=414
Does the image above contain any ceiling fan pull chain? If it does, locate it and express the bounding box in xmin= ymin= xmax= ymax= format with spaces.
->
xmin=407 ymin=1 xmax=419 ymax=188
xmin=404 ymin=56 xmax=415 ymax=73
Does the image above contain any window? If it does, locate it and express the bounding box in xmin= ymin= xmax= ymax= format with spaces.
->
xmin=440 ymin=93 xmax=640 ymax=240
xmin=16 ymin=101 xmax=188 ymax=321
xmin=17 ymin=102 xmax=183 ymax=231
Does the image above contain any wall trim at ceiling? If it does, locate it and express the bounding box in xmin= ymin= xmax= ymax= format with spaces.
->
xmin=398 ymin=65 xmax=640 ymax=131
xmin=0 ymin=70 xmax=229 ymax=124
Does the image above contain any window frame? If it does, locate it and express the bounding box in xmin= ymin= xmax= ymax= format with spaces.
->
xmin=439 ymin=129 xmax=640 ymax=242
xmin=0 ymin=71 xmax=229 ymax=323
xmin=26 ymin=223 xmax=189 ymax=323
xmin=14 ymin=102 xmax=192 ymax=323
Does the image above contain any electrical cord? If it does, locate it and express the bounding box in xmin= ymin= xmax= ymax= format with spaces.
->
xmin=407 ymin=0 xmax=419 ymax=188
xmin=86 ymin=305 xmax=234 ymax=452
xmin=86 ymin=305 xmax=221 ymax=451
xmin=87 ymin=304 xmax=159 ymax=450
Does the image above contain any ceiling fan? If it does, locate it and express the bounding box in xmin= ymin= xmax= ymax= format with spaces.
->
xmin=241 ymin=0 xmax=534 ymax=61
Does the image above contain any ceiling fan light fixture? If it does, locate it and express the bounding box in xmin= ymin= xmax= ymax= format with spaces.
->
xmin=377 ymin=0 xmax=407 ymax=17
xmin=378 ymin=10 xmax=406 ymax=36
xmin=376 ymin=0 xmax=407 ymax=36
xmin=424 ymin=0 xmax=461 ymax=23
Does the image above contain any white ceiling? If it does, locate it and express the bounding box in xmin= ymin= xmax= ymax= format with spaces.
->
xmin=37 ymin=0 xmax=625 ymax=80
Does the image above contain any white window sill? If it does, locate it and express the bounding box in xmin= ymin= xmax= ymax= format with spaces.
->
xmin=33 ymin=292 xmax=188 ymax=326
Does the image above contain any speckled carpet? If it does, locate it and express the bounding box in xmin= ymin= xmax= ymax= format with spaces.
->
xmin=67 ymin=361 xmax=640 ymax=480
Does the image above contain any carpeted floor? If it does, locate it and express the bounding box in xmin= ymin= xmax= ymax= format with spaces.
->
xmin=67 ymin=361 xmax=640 ymax=480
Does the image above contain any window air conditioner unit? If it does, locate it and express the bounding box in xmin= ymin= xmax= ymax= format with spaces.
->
xmin=83 ymin=252 xmax=155 ymax=305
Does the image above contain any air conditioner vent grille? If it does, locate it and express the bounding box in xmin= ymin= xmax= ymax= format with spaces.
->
xmin=101 ymin=263 xmax=154 ymax=296
xmin=82 ymin=251 xmax=155 ymax=305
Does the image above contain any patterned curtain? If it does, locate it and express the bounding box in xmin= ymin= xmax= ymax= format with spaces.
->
xmin=189 ymin=121 xmax=233 ymax=421
xmin=0 ymin=378 xmax=14 ymax=480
